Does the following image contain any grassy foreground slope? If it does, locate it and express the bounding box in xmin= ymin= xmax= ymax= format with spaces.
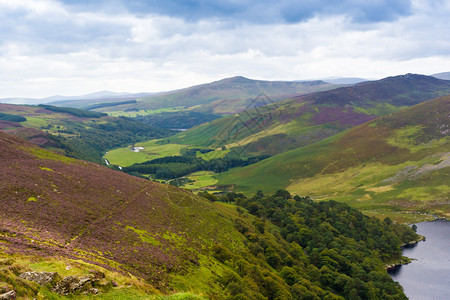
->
xmin=0 ymin=131 xmax=416 ymax=299
xmin=218 ymin=96 xmax=450 ymax=222
xmin=171 ymin=74 xmax=450 ymax=157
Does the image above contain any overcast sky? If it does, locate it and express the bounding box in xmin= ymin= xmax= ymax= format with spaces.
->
xmin=1 ymin=0 xmax=449 ymax=98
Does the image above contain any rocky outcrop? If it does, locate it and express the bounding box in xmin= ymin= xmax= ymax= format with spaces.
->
xmin=19 ymin=271 xmax=59 ymax=286
xmin=0 ymin=290 xmax=15 ymax=300
xmin=52 ymin=275 xmax=99 ymax=295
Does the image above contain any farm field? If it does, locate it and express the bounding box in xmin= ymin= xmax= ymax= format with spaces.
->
xmin=104 ymin=140 xmax=186 ymax=167
xmin=180 ymin=171 xmax=218 ymax=190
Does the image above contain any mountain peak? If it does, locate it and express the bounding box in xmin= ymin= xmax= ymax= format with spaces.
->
xmin=218 ymin=76 xmax=253 ymax=84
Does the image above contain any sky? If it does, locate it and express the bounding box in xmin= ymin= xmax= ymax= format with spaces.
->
xmin=0 ymin=0 xmax=449 ymax=98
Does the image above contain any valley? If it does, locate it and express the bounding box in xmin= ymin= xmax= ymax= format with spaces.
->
xmin=1 ymin=73 xmax=449 ymax=299
xmin=100 ymin=74 xmax=450 ymax=222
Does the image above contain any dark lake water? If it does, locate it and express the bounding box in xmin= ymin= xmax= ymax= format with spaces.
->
xmin=388 ymin=220 xmax=450 ymax=300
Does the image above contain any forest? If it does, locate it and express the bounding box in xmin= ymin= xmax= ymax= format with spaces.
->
xmin=122 ymin=150 xmax=270 ymax=179
xmin=199 ymin=190 xmax=419 ymax=299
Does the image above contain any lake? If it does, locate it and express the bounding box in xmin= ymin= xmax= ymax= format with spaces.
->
xmin=388 ymin=220 xmax=450 ymax=300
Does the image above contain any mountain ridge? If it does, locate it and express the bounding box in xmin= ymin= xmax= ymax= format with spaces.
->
xmin=217 ymin=95 xmax=450 ymax=221
xmin=170 ymin=74 xmax=450 ymax=157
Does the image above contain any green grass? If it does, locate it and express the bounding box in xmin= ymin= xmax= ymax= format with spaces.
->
xmin=105 ymin=107 xmax=183 ymax=118
xmin=0 ymin=253 xmax=161 ymax=299
xmin=105 ymin=140 xmax=186 ymax=167
xmin=181 ymin=171 xmax=218 ymax=190
xmin=196 ymin=149 xmax=230 ymax=160
xmin=23 ymin=116 xmax=51 ymax=128
xmin=126 ymin=226 xmax=161 ymax=246
xmin=353 ymin=103 xmax=407 ymax=116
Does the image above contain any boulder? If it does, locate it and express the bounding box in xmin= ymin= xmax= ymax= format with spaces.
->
xmin=52 ymin=275 xmax=99 ymax=295
xmin=0 ymin=290 xmax=15 ymax=300
xmin=19 ymin=271 xmax=59 ymax=286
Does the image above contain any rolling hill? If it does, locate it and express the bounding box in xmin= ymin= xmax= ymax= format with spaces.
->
xmin=0 ymin=103 xmax=169 ymax=163
xmin=0 ymin=130 xmax=416 ymax=299
xmin=217 ymin=96 xmax=450 ymax=222
xmin=52 ymin=76 xmax=340 ymax=115
xmin=170 ymin=74 xmax=450 ymax=157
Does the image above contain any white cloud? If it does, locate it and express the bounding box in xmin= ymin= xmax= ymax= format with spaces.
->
xmin=0 ymin=0 xmax=449 ymax=98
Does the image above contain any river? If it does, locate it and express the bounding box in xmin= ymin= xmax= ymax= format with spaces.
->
xmin=388 ymin=220 xmax=450 ymax=300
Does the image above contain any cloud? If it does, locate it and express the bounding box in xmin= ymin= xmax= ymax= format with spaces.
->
xmin=0 ymin=0 xmax=449 ymax=98
xmin=59 ymin=0 xmax=413 ymax=24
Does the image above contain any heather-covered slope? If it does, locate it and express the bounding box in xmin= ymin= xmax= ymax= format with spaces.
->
xmin=171 ymin=74 xmax=450 ymax=157
xmin=218 ymin=96 xmax=450 ymax=222
xmin=0 ymin=131 xmax=416 ymax=299
xmin=0 ymin=132 xmax=238 ymax=284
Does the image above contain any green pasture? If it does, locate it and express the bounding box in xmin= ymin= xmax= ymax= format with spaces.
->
xmin=105 ymin=107 xmax=183 ymax=118
xmin=181 ymin=171 xmax=218 ymax=190
xmin=105 ymin=140 xmax=186 ymax=167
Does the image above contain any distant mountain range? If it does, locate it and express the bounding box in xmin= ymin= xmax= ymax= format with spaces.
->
xmin=0 ymin=91 xmax=155 ymax=105
xmin=45 ymin=76 xmax=341 ymax=115
xmin=321 ymin=77 xmax=369 ymax=84
xmin=432 ymin=72 xmax=450 ymax=80
xmin=171 ymin=74 xmax=450 ymax=156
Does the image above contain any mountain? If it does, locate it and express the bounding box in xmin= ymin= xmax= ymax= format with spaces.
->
xmin=171 ymin=74 xmax=450 ymax=155
xmin=432 ymin=72 xmax=450 ymax=80
xmin=0 ymin=103 xmax=169 ymax=163
xmin=170 ymin=74 xmax=450 ymax=157
xmin=217 ymin=96 xmax=450 ymax=222
xmin=46 ymin=92 xmax=157 ymax=109
xmin=322 ymin=77 xmax=369 ymax=84
xmin=43 ymin=91 xmax=132 ymax=102
xmin=72 ymin=76 xmax=340 ymax=115
xmin=0 ymin=92 xmax=156 ymax=106
xmin=0 ymin=130 xmax=415 ymax=299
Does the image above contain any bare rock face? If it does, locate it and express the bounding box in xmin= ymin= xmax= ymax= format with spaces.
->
xmin=0 ymin=290 xmax=16 ymax=300
xmin=52 ymin=275 xmax=99 ymax=295
xmin=19 ymin=271 xmax=59 ymax=286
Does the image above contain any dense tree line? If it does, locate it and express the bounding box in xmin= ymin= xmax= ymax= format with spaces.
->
xmin=199 ymin=190 xmax=419 ymax=299
xmin=0 ymin=112 xmax=27 ymax=122
xmin=84 ymin=100 xmax=137 ymax=110
xmin=38 ymin=104 xmax=107 ymax=118
xmin=122 ymin=154 xmax=270 ymax=179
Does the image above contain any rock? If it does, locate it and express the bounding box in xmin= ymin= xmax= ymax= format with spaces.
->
xmin=0 ymin=290 xmax=15 ymax=300
xmin=52 ymin=275 xmax=99 ymax=295
xmin=19 ymin=271 xmax=59 ymax=286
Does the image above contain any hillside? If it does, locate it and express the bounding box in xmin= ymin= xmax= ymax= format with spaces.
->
xmin=170 ymin=74 xmax=450 ymax=157
xmin=0 ymin=131 xmax=417 ymax=299
xmin=52 ymin=76 xmax=338 ymax=115
xmin=217 ymin=96 xmax=450 ymax=222
xmin=0 ymin=103 xmax=169 ymax=163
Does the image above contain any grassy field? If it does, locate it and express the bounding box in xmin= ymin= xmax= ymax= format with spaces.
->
xmin=181 ymin=171 xmax=218 ymax=190
xmin=196 ymin=149 xmax=230 ymax=160
xmin=104 ymin=107 xmax=183 ymax=118
xmin=104 ymin=140 xmax=186 ymax=166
